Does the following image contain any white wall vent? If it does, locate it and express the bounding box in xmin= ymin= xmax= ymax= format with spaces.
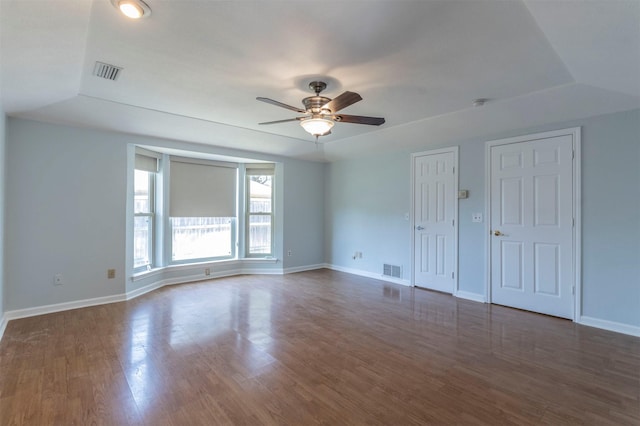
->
xmin=383 ymin=264 xmax=402 ymax=279
xmin=93 ymin=62 xmax=122 ymax=81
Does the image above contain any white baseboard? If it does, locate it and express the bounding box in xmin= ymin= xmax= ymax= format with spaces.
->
xmin=4 ymin=293 xmax=127 ymax=322
xmin=0 ymin=314 xmax=8 ymax=341
xmin=126 ymin=280 xmax=166 ymax=300
xmin=283 ymin=264 xmax=325 ymax=274
xmin=326 ymin=264 xmax=412 ymax=287
xmin=578 ymin=316 xmax=640 ymax=337
xmin=454 ymin=290 xmax=486 ymax=303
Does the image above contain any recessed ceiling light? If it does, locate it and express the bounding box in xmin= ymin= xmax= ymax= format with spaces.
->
xmin=110 ymin=0 xmax=151 ymax=19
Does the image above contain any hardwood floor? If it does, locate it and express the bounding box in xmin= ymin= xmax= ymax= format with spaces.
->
xmin=1 ymin=269 xmax=638 ymax=425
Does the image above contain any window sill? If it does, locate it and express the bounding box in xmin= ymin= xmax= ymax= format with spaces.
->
xmin=131 ymin=257 xmax=279 ymax=282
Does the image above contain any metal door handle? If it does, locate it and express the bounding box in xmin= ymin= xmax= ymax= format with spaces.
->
xmin=493 ymin=230 xmax=503 ymax=236
xmin=416 ymin=226 xmax=424 ymax=230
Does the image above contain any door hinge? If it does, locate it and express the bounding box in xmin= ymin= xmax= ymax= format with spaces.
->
xmin=572 ymin=286 xmax=575 ymax=295
xmin=572 ymin=218 xmax=575 ymax=227
xmin=452 ymin=219 xmax=455 ymax=226
xmin=572 ymin=150 xmax=575 ymax=159
xmin=451 ymin=272 xmax=455 ymax=279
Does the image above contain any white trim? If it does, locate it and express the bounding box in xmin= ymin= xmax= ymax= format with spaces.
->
xmin=485 ymin=127 xmax=581 ymax=321
xmin=578 ymin=316 xmax=640 ymax=337
xmin=4 ymin=294 xmax=126 ymax=322
xmin=409 ymin=147 xmax=459 ymax=291
xmin=0 ymin=314 xmax=8 ymax=341
xmin=283 ymin=264 xmax=326 ymax=274
xmin=326 ymin=264 xmax=412 ymax=287
xmin=454 ymin=290 xmax=486 ymax=303
xmin=573 ymin=128 xmax=582 ymax=320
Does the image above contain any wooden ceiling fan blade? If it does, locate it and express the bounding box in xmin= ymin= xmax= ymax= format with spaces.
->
xmin=322 ymin=91 xmax=362 ymax=113
xmin=256 ymin=97 xmax=306 ymax=113
xmin=334 ymin=114 xmax=385 ymax=125
xmin=259 ymin=117 xmax=305 ymax=125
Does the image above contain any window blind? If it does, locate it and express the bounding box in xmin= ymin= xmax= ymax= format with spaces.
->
xmin=135 ymin=153 xmax=158 ymax=172
xmin=246 ymin=163 xmax=275 ymax=175
xmin=170 ymin=159 xmax=237 ymax=217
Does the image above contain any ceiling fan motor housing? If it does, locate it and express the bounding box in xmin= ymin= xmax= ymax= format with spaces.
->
xmin=302 ymin=96 xmax=332 ymax=115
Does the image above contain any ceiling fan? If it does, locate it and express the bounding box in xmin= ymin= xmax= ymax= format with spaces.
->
xmin=257 ymin=81 xmax=385 ymax=139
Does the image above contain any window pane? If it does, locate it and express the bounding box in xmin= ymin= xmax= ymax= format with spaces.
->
xmin=134 ymin=170 xmax=151 ymax=213
xmin=249 ymin=215 xmax=271 ymax=254
xmin=249 ymin=175 xmax=272 ymax=213
xmin=171 ymin=217 xmax=233 ymax=261
xmin=134 ymin=216 xmax=152 ymax=268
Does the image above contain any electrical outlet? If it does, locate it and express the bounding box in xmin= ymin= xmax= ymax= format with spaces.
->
xmin=205 ymin=268 xmax=211 ymax=276
xmin=54 ymin=274 xmax=63 ymax=286
xmin=287 ymin=250 xmax=292 ymax=256
xmin=472 ymin=213 xmax=483 ymax=223
xmin=107 ymin=269 xmax=116 ymax=279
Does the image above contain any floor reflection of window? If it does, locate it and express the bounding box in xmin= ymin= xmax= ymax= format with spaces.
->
xmin=126 ymin=316 xmax=153 ymax=413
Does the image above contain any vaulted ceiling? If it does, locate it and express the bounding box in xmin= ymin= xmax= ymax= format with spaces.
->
xmin=1 ymin=0 xmax=639 ymax=161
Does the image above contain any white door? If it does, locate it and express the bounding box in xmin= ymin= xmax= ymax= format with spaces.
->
xmin=489 ymin=133 xmax=575 ymax=318
xmin=412 ymin=149 xmax=457 ymax=293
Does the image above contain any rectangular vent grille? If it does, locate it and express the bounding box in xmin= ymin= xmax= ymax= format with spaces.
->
xmin=93 ymin=62 xmax=122 ymax=81
xmin=383 ymin=264 xmax=402 ymax=279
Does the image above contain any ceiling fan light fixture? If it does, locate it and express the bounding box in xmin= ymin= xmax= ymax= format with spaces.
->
xmin=111 ymin=0 xmax=151 ymax=19
xmin=300 ymin=117 xmax=334 ymax=136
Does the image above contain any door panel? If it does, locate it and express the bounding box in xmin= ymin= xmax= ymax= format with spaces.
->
xmin=490 ymin=134 xmax=574 ymax=318
xmin=413 ymin=151 xmax=457 ymax=293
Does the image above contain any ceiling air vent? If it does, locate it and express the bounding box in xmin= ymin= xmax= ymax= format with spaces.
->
xmin=93 ymin=62 xmax=122 ymax=81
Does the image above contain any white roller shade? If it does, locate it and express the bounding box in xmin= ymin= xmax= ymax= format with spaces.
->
xmin=246 ymin=163 xmax=275 ymax=175
xmin=170 ymin=159 xmax=237 ymax=217
xmin=135 ymin=153 xmax=158 ymax=172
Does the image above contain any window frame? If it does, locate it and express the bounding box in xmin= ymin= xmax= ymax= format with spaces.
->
xmin=133 ymin=169 xmax=156 ymax=272
xmin=168 ymin=157 xmax=239 ymax=265
xmin=245 ymin=165 xmax=275 ymax=258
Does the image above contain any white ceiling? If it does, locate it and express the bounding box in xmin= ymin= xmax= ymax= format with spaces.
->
xmin=1 ymin=0 xmax=639 ymax=161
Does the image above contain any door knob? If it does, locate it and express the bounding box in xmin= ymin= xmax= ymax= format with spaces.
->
xmin=493 ymin=230 xmax=503 ymax=236
xmin=416 ymin=226 xmax=425 ymax=230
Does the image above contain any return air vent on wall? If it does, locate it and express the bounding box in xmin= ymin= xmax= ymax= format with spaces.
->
xmin=383 ymin=264 xmax=402 ymax=279
xmin=93 ymin=62 xmax=122 ymax=81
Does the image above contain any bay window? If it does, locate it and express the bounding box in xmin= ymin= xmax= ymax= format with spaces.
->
xmin=131 ymin=148 xmax=276 ymax=274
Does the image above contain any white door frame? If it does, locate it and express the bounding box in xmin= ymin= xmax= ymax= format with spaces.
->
xmin=410 ymin=146 xmax=459 ymax=292
xmin=485 ymin=127 xmax=582 ymax=321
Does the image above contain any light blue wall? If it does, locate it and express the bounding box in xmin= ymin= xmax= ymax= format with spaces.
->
xmin=325 ymin=152 xmax=411 ymax=276
xmin=5 ymin=118 xmax=325 ymax=311
xmin=6 ymin=119 xmax=128 ymax=310
xmin=325 ymin=108 xmax=640 ymax=328
xmin=581 ymin=109 xmax=640 ymax=325
xmin=283 ymin=160 xmax=325 ymax=270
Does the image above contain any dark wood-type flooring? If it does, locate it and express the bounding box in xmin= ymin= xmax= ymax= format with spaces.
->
xmin=1 ymin=269 xmax=639 ymax=425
